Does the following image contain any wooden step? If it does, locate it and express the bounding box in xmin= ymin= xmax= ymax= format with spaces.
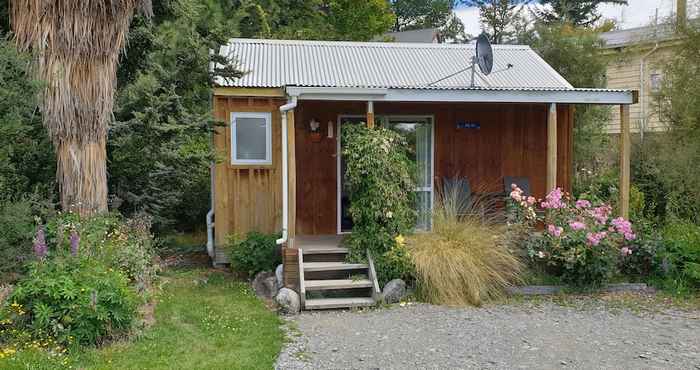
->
xmin=301 ymin=247 xmax=349 ymax=255
xmin=303 ymin=262 xmax=368 ymax=272
xmin=305 ymin=297 xmax=376 ymax=310
xmin=305 ymin=279 xmax=373 ymax=291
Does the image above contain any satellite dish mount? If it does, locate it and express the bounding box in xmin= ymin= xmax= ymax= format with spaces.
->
xmin=471 ymin=33 xmax=494 ymax=87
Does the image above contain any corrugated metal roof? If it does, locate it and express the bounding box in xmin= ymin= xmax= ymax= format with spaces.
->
xmin=601 ymin=23 xmax=678 ymax=48
xmin=215 ymin=38 xmax=575 ymax=90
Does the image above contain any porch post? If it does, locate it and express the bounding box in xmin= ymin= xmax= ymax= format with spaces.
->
xmin=367 ymin=101 xmax=375 ymax=128
xmin=619 ymin=104 xmax=631 ymax=219
xmin=546 ymin=103 xmax=557 ymax=193
xmin=287 ymin=109 xmax=297 ymax=246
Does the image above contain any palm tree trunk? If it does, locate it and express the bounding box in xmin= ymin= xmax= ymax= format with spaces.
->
xmin=11 ymin=0 xmax=152 ymax=216
xmin=56 ymin=138 xmax=108 ymax=215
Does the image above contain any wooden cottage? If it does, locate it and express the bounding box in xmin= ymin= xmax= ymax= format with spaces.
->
xmin=209 ymin=38 xmax=637 ymax=309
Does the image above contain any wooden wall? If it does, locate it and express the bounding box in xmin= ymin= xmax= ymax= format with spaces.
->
xmin=295 ymin=101 xmax=574 ymax=235
xmin=212 ymin=96 xmax=286 ymax=249
xmin=213 ymin=96 xmax=574 ymax=242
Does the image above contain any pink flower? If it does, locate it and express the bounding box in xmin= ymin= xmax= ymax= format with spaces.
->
xmin=510 ymin=191 xmax=522 ymax=202
xmin=509 ymin=185 xmax=524 ymax=202
xmin=588 ymin=205 xmax=612 ymax=225
xmin=620 ymin=247 xmax=632 ymax=256
xmin=611 ymin=217 xmax=636 ymax=240
xmin=575 ymin=199 xmax=591 ymax=209
xmin=568 ymin=221 xmax=586 ymax=231
xmin=541 ymin=188 xmax=567 ymax=209
xmin=586 ymin=231 xmax=607 ymax=246
xmin=526 ymin=196 xmax=536 ymax=205
xmin=547 ymin=224 xmax=563 ymax=237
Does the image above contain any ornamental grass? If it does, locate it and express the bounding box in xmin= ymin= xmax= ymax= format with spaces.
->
xmin=407 ymin=179 xmax=523 ymax=306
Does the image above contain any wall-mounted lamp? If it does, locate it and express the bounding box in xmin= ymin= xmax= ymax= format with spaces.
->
xmin=309 ymin=119 xmax=322 ymax=142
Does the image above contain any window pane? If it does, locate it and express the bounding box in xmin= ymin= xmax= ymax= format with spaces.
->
xmin=416 ymin=191 xmax=431 ymax=230
xmin=236 ymin=117 xmax=267 ymax=161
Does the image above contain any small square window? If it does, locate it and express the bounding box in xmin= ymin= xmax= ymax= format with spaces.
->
xmin=231 ymin=112 xmax=272 ymax=165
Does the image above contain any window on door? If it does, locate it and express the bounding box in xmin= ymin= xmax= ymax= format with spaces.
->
xmin=385 ymin=117 xmax=433 ymax=230
xmin=338 ymin=115 xmax=433 ymax=233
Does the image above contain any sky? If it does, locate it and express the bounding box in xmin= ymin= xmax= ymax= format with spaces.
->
xmin=454 ymin=0 xmax=697 ymax=36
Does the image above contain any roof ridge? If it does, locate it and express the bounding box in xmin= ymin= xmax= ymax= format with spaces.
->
xmin=227 ymin=38 xmax=532 ymax=50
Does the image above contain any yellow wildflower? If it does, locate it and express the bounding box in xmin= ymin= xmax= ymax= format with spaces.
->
xmin=394 ymin=234 xmax=405 ymax=246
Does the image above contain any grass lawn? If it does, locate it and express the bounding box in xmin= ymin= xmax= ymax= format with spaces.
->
xmin=1 ymin=268 xmax=284 ymax=370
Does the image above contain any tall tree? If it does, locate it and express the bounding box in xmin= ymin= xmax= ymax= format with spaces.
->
xmin=392 ymin=0 xmax=469 ymax=42
xmin=529 ymin=23 xmax=612 ymax=190
xmin=239 ymin=2 xmax=272 ymax=38
xmin=655 ymin=24 xmax=700 ymax=220
xmin=326 ymin=0 xmax=396 ymax=41
xmin=474 ymin=0 xmax=521 ymax=43
xmin=535 ymin=0 xmax=627 ymax=27
xmin=11 ymin=0 xmax=152 ymax=216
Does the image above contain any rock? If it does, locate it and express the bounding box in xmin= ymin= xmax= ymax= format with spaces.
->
xmin=252 ymin=271 xmax=279 ymax=300
xmin=275 ymin=264 xmax=284 ymax=288
xmin=381 ymin=279 xmax=407 ymax=304
xmin=276 ymin=288 xmax=300 ymax=315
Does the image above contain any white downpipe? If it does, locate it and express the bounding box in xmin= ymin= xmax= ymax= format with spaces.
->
xmin=206 ymin=209 xmax=214 ymax=257
xmin=276 ymin=97 xmax=298 ymax=245
xmin=206 ymin=50 xmax=215 ymax=259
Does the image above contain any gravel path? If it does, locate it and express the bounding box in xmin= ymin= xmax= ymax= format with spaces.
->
xmin=276 ymin=299 xmax=700 ymax=370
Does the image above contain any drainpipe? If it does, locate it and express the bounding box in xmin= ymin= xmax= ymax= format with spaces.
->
xmin=206 ymin=48 xmax=216 ymax=259
xmin=276 ymin=96 xmax=298 ymax=246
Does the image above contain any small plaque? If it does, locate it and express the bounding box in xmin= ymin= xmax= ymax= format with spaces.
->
xmin=457 ymin=122 xmax=480 ymax=129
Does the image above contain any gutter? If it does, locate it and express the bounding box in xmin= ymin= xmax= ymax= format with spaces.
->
xmin=276 ymin=96 xmax=298 ymax=246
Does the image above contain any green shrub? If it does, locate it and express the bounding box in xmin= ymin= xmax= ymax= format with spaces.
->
xmin=227 ymin=232 xmax=281 ymax=277
xmin=618 ymin=219 xmax=663 ymax=279
xmin=0 ymin=197 xmax=55 ymax=283
xmin=341 ymin=124 xmax=416 ymax=284
xmin=407 ymin=186 xmax=522 ymax=306
xmin=5 ymin=258 xmax=138 ymax=346
xmin=510 ymin=186 xmax=637 ymax=289
xmin=44 ymin=212 xmax=158 ymax=290
xmin=657 ymin=220 xmax=700 ymax=292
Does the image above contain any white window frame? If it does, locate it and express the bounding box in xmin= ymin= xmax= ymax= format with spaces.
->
xmin=231 ymin=112 xmax=272 ymax=166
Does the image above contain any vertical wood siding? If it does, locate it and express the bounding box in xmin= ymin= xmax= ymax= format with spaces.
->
xmin=212 ymin=96 xmax=285 ymax=249
xmin=293 ymin=101 xmax=574 ymax=236
xmin=213 ymin=97 xmax=573 ymax=241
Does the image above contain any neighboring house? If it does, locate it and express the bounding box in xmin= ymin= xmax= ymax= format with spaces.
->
xmin=601 ymin=0 xmax=692 ymax=134
xmin=374 ymin=28 xmax=440 ymax=43
xmin=601 ymin=23 xmax=682 ymax=134
xmin=209 ymin=38 xmax=636 ymax=309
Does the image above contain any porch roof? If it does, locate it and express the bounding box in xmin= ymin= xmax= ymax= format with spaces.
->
xmin=214 ymin=38 xmax=636 ymax=105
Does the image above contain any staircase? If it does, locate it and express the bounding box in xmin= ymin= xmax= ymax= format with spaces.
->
xmin=296 ymin=236 xmax=380 ymax=310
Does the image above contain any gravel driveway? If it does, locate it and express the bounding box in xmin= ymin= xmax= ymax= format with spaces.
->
xmin=276 ymin=298 xmax=700 ymax=370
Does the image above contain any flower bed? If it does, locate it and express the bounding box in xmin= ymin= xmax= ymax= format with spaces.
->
xmin=510 ymin=185 xmax=641 ymax=289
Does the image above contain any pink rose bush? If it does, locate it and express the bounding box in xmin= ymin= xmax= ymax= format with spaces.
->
xmin=509 ymin=186 xmax=638 ymax=288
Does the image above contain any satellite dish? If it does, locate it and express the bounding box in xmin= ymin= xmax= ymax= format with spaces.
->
xmin=475 ymin=33 xmax=493 ymax=75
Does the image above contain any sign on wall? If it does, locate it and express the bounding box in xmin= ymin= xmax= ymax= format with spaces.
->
xmin=457 ymin=122 xmax=480 ymax=129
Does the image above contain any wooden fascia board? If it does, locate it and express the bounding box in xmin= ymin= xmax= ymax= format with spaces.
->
xmin=213 ymin=87 xmax=286 ymax=97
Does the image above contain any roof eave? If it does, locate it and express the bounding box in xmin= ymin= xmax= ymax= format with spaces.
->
xmin=285 ymin=86 xmax=637 ymax=105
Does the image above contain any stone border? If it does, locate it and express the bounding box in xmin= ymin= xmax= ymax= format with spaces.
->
xmin=507 ymin=283 xmax=655 ymax=296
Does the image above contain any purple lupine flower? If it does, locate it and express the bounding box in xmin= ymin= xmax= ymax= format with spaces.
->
xmin=70 ymin=230 xmax=80 ymax=257
xmin=33 ymin=225 xmax=47 ymax=260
